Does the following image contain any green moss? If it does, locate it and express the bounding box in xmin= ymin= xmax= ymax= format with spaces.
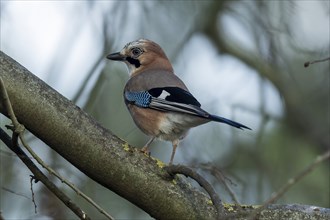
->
xmin=224 ymin=203 xmax=238 ymax=213
xmin=223 ymin=203 xmax=261 ymax=213
xmin=156 ymin=159 xmax=166 ymax=168
xmin=122 ymin=143 xmax=130 ymax=152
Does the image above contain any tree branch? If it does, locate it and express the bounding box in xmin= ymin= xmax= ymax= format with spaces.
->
xmin=304 ymin=57 xmax=330 ymax=67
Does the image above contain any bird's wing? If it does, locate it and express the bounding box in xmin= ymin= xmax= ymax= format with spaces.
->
xmin=124 ymin=87 xmax=210 ymax=117
xmin=124 ymin=87 xmax=251 ymax=130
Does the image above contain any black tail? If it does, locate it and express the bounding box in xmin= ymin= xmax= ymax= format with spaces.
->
xmin=208 ymin=114 xmax=251 ymax=130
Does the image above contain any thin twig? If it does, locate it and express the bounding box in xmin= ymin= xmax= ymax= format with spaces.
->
xmin=165 ymin=165 xmax=224 ymax=219
xmin=264 ymin=150 xmax=329 ymax=205
xmin=304 ymin=57 xmax=330 ymax=67
xmin=249 ymin=150 xmax=330 ymax=219
xmin=2 ymin=187 xmax=31 ymax=200
xmin=197 ymin=163 xmax=240 ymax=204
xmin=30 ymin=176 xmax=38 ymax=214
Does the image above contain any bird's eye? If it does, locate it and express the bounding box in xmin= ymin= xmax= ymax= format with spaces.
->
xmin=131 ymin=47 xmax=143 ymax=57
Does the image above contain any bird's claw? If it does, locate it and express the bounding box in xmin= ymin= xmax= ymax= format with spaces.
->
xmin=140 ymin=146 xmax=151 ymax=157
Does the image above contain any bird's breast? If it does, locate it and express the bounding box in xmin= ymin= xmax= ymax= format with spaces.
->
xmin=126 ymin=104 xmax=208 ymax=141
xmin=126 ymin=104 xmax=166 ymax=137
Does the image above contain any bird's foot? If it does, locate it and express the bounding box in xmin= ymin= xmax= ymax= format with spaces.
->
xmin=140 ymin=146 xmax=151 ymax=157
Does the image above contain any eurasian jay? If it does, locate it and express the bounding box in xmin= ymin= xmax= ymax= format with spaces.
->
xmin=107 ymin=39 xmax=250 ymax=164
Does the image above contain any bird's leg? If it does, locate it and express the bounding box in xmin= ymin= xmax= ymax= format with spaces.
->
xmin=141 ymin=137 xmax=155 ymax=156
xmin=169 ymin=140 xmax=179 ymax=165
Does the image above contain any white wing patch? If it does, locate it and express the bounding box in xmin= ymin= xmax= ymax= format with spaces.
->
xmin=159 ymin=90 xmax=170 ymax=99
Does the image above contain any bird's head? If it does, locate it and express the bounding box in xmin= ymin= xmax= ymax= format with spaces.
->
xmin=107 ymin=39 xmax=173 ymax=77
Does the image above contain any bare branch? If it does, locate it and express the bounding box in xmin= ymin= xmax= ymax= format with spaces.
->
xmin=304 ymin=57 xmax=330 ymax=68
xmin=165 ymin=165 xmax=224 ymax=219
xmin=249 ymin=150 xmax=330 ymax=219
xmin=197 ymin=163 xmax=240 ymax=204
xmin=30 ymin=176 xmax=38 ymax=214
xmin=1 ymin=187 xmax=31 ymax=200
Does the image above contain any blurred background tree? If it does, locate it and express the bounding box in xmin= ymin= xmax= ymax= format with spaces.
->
xmin=0 ymin=1 xmax=329 ymax=219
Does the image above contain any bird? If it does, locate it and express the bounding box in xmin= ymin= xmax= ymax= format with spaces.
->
xmin=106 ymin=39 xmax=250 ymax=164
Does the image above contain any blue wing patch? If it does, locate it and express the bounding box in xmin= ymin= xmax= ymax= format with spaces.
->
xmin=125 ymin=91 xmax=152 ymax=107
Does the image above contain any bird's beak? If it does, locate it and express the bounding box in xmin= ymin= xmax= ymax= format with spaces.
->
xmin=106 ymin=52 xmax=126 ymax=61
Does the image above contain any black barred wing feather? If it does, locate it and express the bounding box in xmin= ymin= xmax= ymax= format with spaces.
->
xmin=149 ymin=97 xmax=209 ymax=117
